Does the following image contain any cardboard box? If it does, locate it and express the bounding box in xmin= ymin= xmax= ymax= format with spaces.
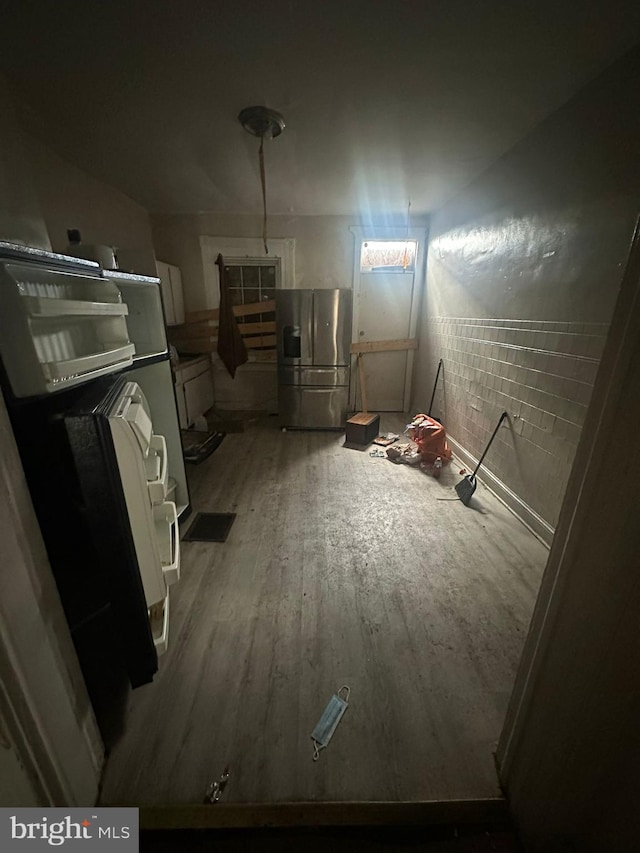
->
xmin=345 ymin=412 xmax=380 ymax=447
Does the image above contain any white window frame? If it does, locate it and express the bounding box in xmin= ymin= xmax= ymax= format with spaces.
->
xmin=359 ymin=239 xmax=418 ymax=273
xmin=200 ymin=236 xmax=295 ymax=310
xmin=200 ymin=236 xmax=295 ymax=369
xmin=221 ymin=255 xmax=282 ymax=299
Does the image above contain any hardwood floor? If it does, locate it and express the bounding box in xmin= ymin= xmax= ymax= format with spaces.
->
xmin=100 ymin=415 xmax=547 ymax=806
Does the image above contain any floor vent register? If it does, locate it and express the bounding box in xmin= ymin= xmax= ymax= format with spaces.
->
xmin=183 ymin=512 xmax=236 ymax=543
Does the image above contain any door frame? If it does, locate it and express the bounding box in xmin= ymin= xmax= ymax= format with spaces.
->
xmin=349 ymin=226 xmax=427 ymax=412
xmin=496 ymin=217 xmax=640 ymax=842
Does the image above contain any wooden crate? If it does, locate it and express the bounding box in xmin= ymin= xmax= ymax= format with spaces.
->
xmin=345 ymin=412 xmax=380 ymax=446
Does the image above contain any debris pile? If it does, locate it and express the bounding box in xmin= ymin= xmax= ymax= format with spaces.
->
xmin=386 ymin=442 xmax=421 ymax=466
xmin=386 ymin=413 xmax=452 ymax=478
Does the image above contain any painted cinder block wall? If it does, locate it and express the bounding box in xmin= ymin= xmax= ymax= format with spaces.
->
xmin=412 ymin=45 xmax=640 ymax=533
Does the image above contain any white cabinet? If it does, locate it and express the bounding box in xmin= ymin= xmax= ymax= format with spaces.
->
xmin=174 ymin=356 xmax=214 ymax=428
xmin=156 ymin=260 xmax=184 ymax=326
xmin=184 ymin=369 xmax=214 ymax=425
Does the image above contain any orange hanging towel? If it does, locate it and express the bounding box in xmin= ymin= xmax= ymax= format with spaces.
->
xmin=216 ymin=253 xmax=247 ymax=378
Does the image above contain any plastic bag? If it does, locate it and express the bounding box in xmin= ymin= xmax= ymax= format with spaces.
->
xmin=405 ymin=414 xmax=452 ymax=467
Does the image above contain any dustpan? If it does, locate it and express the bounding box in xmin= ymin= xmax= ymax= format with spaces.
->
xmin=455 ymin=472 xmax=477 ymax=506
xmin=455 ymin=411 xmax=508 ymax=506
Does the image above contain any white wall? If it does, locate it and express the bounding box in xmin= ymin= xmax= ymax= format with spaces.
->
xmin=0 ymin=74 xmax=50 ymax=249
xmin=152 ymin=213 xmax=358 ymax=412
xmin=152 ymin=212 xmax=428 ymax=411
xmin=152 ymin=213 xmax=357 ymax=310
xmin=25 ymin=134 xmax=154 ymax=256
xmin=0 ymin=74 xmax=154 ymax=260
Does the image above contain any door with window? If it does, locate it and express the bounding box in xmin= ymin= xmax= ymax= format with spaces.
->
xmin=351 ymin=236 xmax=424 ymax=412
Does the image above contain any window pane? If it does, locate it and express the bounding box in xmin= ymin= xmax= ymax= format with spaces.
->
xmin=242 ymin=266 xmax=260 ymax=288
xmin=361 ymin=240 xmax=416 ymax=271
xmin=260 ymin=288 xmax=276 ymax=303
xmin=261 ymin=265 xmax=277 ymax=285
xmin=243 ymin=288 xmax=260 ymax=306
xmin=229 ymin=288 xmax=243 ymax=307
xmin=225 ymin=265 xmax=242 ymax=287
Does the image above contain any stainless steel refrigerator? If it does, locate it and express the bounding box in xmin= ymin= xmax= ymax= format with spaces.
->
xmin=277 ymin=289 xmax=352 ymax=429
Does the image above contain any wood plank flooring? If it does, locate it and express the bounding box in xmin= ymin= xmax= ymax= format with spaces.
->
xmin=100 ymin=415 xmax=547 ymax=806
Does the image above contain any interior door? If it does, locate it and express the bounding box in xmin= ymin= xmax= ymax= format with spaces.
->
xmin=356 ymin=271 xmax=415 ymax=411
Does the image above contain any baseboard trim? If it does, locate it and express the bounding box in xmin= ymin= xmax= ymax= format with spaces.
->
xmin=139 ymin=798 xmax=508 ymax=830
xmin=447 ymin=437 xmax=554 ymax=548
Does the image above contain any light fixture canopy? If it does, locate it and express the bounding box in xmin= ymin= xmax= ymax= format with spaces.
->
xmin=238 ymin=105 xmax=285 ymax=140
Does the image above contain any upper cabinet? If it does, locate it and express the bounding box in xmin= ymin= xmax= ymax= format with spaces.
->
xmin=157 ymin=261 xmax=184 ymax=326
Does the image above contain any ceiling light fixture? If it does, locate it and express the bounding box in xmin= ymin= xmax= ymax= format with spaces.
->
xmin=238 ymin=106 xmax=286 ymax=255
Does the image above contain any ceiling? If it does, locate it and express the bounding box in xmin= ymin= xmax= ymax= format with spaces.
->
xmin=2 ymin=0 xmax=640 ymax=217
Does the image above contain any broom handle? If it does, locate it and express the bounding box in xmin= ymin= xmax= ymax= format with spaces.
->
xmin=428 ymin=359 xmax=443 ymax=417
xmin=473 ymin=411 xmax=508 ymax=477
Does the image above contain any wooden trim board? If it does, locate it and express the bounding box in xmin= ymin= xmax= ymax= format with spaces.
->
xmin=357 ymin=353 xmax=368 ymax=413
xmin=139 ymin=798 xmax=508 ymax=830
xmin=169 ymin=338 xmax=216 ymax=353
xmin=169 ymin=321 xmax=216 ymax=339
xmin=244 ymin=334 xmax=277 ymax=349
xmin=238 ymin=321 xmax=276 ymax=335
xmin=176 ymin=301 xmax=277 ymax=356
xmin=185 ymin=308 xmax=219 ymax=323
xmin=233 ymin=299 xmax=276 ymax=317
xmin=184 ymin=300 xmax=276 ymax=325
xmin=350 ymin=338 xmax=417 ymax=354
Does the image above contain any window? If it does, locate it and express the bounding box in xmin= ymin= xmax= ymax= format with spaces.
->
xmin=360 ymin=240 xmax=416 ymax=272
xmin=201 ymin=236 xmax=295 ymax=305
xmin=224 ymin=259 xmax=279 ymax=311
xmin=223 ymin=258 xmax=280 ymax=357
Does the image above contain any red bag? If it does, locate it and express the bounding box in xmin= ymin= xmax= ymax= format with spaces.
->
xmin=406 ymin=414 xmax=452 ymax=465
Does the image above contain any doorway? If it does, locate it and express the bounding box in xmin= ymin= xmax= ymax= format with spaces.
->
xmin=349 ymin=229 xmax=426 ymax=412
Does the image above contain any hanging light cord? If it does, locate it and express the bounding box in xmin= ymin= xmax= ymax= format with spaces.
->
xmin=259 ymin=136 xmax=268 ymax=254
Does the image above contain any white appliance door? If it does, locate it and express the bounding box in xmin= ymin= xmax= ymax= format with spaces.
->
xmin=108 ymin=388 xmax=167 ymax=608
